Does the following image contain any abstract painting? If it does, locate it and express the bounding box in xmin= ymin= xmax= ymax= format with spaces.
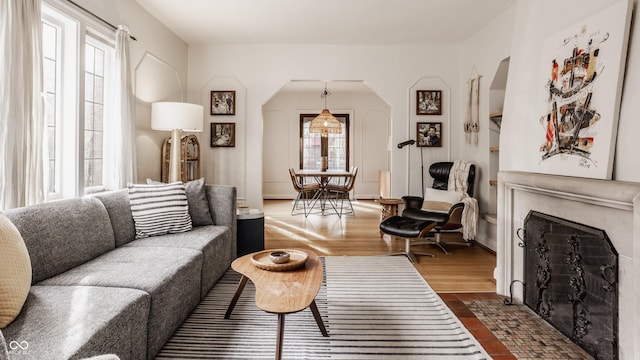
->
xmin=536 ymin=0 xmax=632 ymax=179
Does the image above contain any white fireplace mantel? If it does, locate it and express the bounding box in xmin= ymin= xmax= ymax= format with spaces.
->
xmin=496 ymin=171 xmax=640 ymax=359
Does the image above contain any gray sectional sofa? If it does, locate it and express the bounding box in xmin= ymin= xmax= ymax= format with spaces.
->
xmin=0 ymin=184 xmax=236 ymax=360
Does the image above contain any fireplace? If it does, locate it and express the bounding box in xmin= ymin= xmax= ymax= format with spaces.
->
xmin=522 ymin=211 xmax=618 ymax=359
xmin=496 ymin=171 xmax=640 ymax=360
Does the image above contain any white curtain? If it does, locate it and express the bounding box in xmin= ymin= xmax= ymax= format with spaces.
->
xmin=104 ymin=25 xmax=136 ymax=190
xmin=0 ymin=0 xmax=45 ymax=210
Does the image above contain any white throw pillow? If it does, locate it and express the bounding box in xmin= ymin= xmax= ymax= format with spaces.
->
xmin=128 ymin=182 xmax=192 ymax=239
xmin=424 ymin=188 xmax=464 ymax=203
xmin=0 ymin=213 xmax=32 ymax=329
xmin=422 ymin=188 xmax=464 ymax=212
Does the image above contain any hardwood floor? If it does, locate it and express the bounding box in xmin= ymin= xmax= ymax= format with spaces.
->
xmin=263 ymin=199 xmax=497 ymax=293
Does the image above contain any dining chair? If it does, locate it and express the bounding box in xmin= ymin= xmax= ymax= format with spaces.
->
xmin=326 ymin=166 xmax=358 ymax=217
xmin=288 ymin=168 xmax=320 ymax=216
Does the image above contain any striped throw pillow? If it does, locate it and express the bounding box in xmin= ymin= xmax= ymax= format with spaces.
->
xmin=128 ymin=182 xmax=192 ymax=239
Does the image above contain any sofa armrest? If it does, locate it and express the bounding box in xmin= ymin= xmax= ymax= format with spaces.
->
xmin=205 ymin=185 xmax=237 ymax=257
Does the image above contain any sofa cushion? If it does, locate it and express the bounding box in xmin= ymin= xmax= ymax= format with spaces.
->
xmin=205 ymin=185 xmax=237 ymax=258
xmin=128 ymin=182 xmax=192 ymax=239
xmin=93 ymin=189 xmax=136 ymax=247
xmin=147 ymin=178 xmax=213 ymax=227
xmin=0 ymin=213 xmax=31 ymax=329
xmin=4 ymin=197 xmax=115 ymax=283
xmin=1 ymin=285 xmax=149 ymax=360
xmin=0 ymin=328 xmax=9 ymax=360
xmin=39 ymin=247 xmax=202 ymax=359
xmin=125 ymin=225 xmax=233 ymax=298
xmin=184 ymin=178 xmax=214 ymax=226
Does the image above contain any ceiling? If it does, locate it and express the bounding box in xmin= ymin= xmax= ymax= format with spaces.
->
xmin=135 ymin=0 xmax=516 ymax=46
xmin=277 ymin=80 xmax=372 ymax=95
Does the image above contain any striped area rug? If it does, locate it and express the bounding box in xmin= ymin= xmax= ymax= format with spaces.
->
xmin=156 ymin=256 xmax=490 ymax=359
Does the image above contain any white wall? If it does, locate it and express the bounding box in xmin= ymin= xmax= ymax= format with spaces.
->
xmin=407 ymin=77 xmax=453 ymax=196
xmin=187 ymin=44 xmax=462 ymax=209
xmin=459 ymin=5 xmax=517 ymax=250
xmin=501 ymin=0 xmax=639 ymax=182
xmin=498 ymin=1 xmax=639 ymax=356
xmin=73 ymin=0 xmax=189 ymax=183
xmin=76 ymin=0 xmax=522 ymax=215
xmin=262 ymin=90 xmax=390 ymax=199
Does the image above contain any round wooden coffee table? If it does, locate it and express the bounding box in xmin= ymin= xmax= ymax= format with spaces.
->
xmin=224 ymin=249 xmax=328 ymax=359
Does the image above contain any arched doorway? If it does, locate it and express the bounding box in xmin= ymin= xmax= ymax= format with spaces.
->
xmin=262 ymin=80 xmax=391 ymax=200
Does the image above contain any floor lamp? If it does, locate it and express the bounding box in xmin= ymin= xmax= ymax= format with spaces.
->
xmin=397 ymin=139 xmax=415 ymax=194
xmin=151 ymin=102 xmax=204 ymax=183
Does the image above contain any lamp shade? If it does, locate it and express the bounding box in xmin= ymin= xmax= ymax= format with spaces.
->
xmin=151 ymin=102 xmax=203 ymax=132
xmin=309 ymin=109 xmax=342 ymax=134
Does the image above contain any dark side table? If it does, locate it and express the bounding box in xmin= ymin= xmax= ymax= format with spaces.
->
xmin=236 ymin=209 xmax=265 ymax=257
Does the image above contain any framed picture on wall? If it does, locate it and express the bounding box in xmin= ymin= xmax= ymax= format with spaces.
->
xmin=416 ymin=90 xmax=442 ymax=115
xmin=210 ymin=122 xmax=235 ymax=147
xmin=210 ymin=90 xmax=235 ymax=115
xmin=417 ymin=122 xmax=442 ymax=147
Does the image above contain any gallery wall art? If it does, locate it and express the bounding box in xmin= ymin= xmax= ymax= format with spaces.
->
xmin=211 ymin=123 xmax=235 ymax=147
xmin=416 ymin=90 xmax=442 ymax=115
xmin=535 ymin=0 xmax=632 ymax=179
xmin=417 ymin=122 xmax=442 ymax=147
xmin=210 ymin=90 xmax=235 ymax=115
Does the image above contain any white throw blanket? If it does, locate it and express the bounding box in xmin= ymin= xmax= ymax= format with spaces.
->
xmin=447 ymin=160 xmax=477 ymax=240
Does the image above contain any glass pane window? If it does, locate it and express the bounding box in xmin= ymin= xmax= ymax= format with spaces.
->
xmin=42 ymin=3 xmax=114 ymax=199
xmin=328 ymin=135 xmax=347 ymax=171
xmin=42 ymin=21 xmax=59 ymax=195
xmin=299 ymin=114 xmax=349 ymax=171
xmin=83 ymin=38 xmax=107 ymax=189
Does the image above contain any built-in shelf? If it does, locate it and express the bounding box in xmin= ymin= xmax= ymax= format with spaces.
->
xmin=490 ymin=146 xmax=500 ymax=152
xmin=490 ymin=111 xmax=502 ymax=131
xmin=489 ymin=180 xmax=498 ymax=186
xmin=483 ymin=213 xmax=498 ymax=225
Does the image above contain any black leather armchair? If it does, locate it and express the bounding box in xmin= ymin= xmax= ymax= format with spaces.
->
xmin=379 ymin=162 xmax=476 ymax=260
xmin=402 ymin=161 xmax=475 ymax=220
xmin=427 ymin=161 xmax=475 ymax=197
xmin=403 ymin=162 xmax=476 ymax=253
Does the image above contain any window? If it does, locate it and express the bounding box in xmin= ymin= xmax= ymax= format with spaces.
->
xmin=41 ymin=3 xmax=114 ymax=199
xmin=299 ymin=114 xmax=350 ymax=171
xmin=42 ymin=21 xmax=60 ymax=195
xmin=83 ymin=38 xmax=109 ymax=188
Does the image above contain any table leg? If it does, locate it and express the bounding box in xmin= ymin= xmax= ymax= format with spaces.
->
xmin=224 ymin=275 xmax=248 ymax=319
xmin=309 ymin=300 xmax=329 ymax=337
xmin=275 ymin=313 xmax=285 ymax=360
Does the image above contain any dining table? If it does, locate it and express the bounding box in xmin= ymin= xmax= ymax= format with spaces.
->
xmin=293 ymin=169 xmax=353 ymax=216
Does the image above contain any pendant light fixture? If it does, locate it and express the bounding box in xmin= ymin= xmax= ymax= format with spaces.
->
xmin=309 ymin=82 xmax=342 ymax=135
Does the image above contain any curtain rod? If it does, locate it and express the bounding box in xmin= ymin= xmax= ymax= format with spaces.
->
xmin=66 ymin=0 xmax=137 ymax=41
